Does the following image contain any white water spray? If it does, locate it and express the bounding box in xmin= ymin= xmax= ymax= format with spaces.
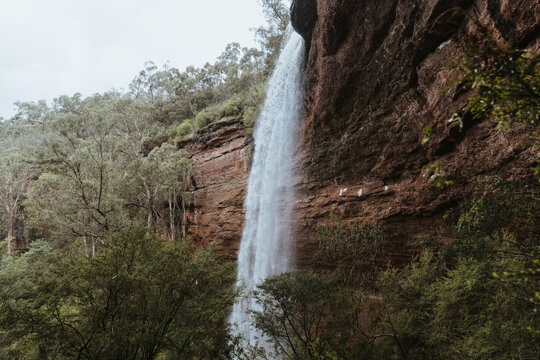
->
xmin=230 ymin=26 xmax=305 ymax=348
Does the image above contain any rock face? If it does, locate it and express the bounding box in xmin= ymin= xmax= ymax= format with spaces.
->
xmin=290 ymin=0 xmax=317 ymax=48
xmin=185 ymin=0 xmax=538 ymax=267
xmin=291 ymin=0 xmax=539 ymax=267
xmin=179 ymin=120 xmax=251 ymax=259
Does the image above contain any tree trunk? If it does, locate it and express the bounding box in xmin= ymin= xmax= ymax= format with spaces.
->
xmin=181 ymin=195 xmax=187 ymax=239
xmin=6 ymin=205 xmax=17 ymax=256
xmin=6 ymin=221 xmax=13 ymax=256
xmin=83 ymin=236 xmax=89 ymax=257
xmin=168 ymin=197 xmax=175 ymax=241
xmin=146 ymin=185 xmax=153 ymax=229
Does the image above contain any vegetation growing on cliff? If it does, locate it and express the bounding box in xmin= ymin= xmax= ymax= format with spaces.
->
xmin=422 ymin=25 xmax=540 ymax=186
xmin=249 ymin=24 xmax=540 ymax=359
xmin=253 ymin=180 xmax=539 ymax=359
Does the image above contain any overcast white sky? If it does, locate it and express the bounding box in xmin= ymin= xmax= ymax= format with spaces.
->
xmin=0 ymin=0 xmax=268 ymax=118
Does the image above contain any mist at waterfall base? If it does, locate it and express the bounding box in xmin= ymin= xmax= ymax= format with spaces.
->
xmin=229 ymin=26 xmax=305 ymax=353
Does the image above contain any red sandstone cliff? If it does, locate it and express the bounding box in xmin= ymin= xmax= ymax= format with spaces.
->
xmin=292 ymin=0 xmax=539 ymax=267
xmin=184 ymin=0 xmax=539 ymax=267
xmin=179 ymin=119 xmax=251 ymax=258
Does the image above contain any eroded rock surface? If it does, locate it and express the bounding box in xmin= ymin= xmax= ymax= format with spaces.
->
xmin=291 ymin=0 xmax=317 ymax=46
xmin=292 ymin=0 xmax=539 ymax=267
xmin=180 ymin=120 xmax=251 ymax=258
xmin=184 ymin=0 xmax=538 ymax=267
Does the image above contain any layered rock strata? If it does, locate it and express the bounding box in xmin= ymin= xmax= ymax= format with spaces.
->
xmin=184 ymin=0 xmax=538 ymax=267
xmin=291 ymin=0 xmax=539 ymax=267
xmin=179 ymin=119 xmax=251 ymax=258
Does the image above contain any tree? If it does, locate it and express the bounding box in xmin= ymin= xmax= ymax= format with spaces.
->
xmin=0 ymin=148 xmax=33 ymax=255
xmin=252 ymin=271 xmax=343 ymax=360
xmin=123 ymin=143 xmax=194 ymax=240
xmin=253 ymin=179 xmax=539 ymax=360
xmin=0 ymin=228 xmax=238 ymax=359
xmin=0 ymin=120 xmax=38 ymax=255
xmin=25 ymin=94 xmax=128 ymax=250
xmin=254 ymin=0 xmax=290 ymax=73
xmin=316 ymin=218 xmax=384 ymax=286
xmin=0 ymin=240 xmax=57 ymax=359
xmin=252 ymin=271 xmax=378 ymax=360
xmin=23 ymin=92 xmax=194 ymax=251
xmin=259 ymin=0 xmax=289 ymax=30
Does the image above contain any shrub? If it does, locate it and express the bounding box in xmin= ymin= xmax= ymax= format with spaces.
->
xmin=0 ymin=228 xmax=238 ymax=359
xmin=176 ymin=119 xmax=194 ymax=137
xmin=194 ymin=103 xmax=224 ymax=129
xmin=220 ymin=95 xmax=245 ymax=117
xmin=242 ymin=105 xmax=259 ymax=129
xmin=254 ymin=181 xmax=539 ymax=360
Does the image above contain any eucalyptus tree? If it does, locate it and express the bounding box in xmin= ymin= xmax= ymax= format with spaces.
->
xmin=149 ymin=144 xmax=194 ymax=240
xmin=254 ymin=0 xmax=290 ymax=73
xmin=0 ymin=145 xmax=33 ymax=255
xmin=122 ymin=143 xmax=194 ymax=240
xmin=25 ymin=93 xmax=128 ymax=251
xmin=0 ymin=118 xmax=41 ymax=255
xmin=259 ymin=0 xmax=289 ymax=30
xmin=0 ymin=229 xmax=238 ymax=360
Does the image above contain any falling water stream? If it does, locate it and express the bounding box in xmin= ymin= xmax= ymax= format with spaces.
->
xmin=230 ymin=25 xmax=305 ymax=351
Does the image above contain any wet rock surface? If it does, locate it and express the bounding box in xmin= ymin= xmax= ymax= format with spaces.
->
xmin=180 ymin=121 xmax=251 ymax=259
xmin=184 ymin=0 xmax=538 ymax=267
xmin=291 ymin=0 xmax=318 ymax=45
xmin=293 ymin=0 xmax=539 ymax=267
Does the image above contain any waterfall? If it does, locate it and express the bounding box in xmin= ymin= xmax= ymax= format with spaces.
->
xmin=230 ymin=25 xmax=305 ymax=350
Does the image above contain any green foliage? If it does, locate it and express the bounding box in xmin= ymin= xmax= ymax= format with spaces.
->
xmin=455 ymin=35 xmax=539 ymax=131
xmin=194 ymin=103 xmax=226 ymax=129
xmin=0 ymin=241 xmax=58 ymax=359
xmin=176 ymin=119 xmax=194 ymax=137
xmin=0 ymin=228 xmax=237 ymax=359
xmin=123 ymin=143 xmax=195 ymax=240
xmin=301 ymin=338 xmax=343 ymax=360
xmin=447 ymin=112 xmax=464 ymax=131
xmin=0 ymin=1 xmax=294 ymax=357
xmin=376 ymin=181 xmax=539 ymax=359
xmin=173 ymin=82 xmax=265 ymax=141
xmin=422 ymin=162 xmax=454 ymax=189
xmin=127 ymin=40 xmax=268 ymax=129
xmin=241 ymin=82 xmax=266 ymax=130
xmin=221 ymin=94 xmax=245 ymax=118
xmin=252 ymin=271 xmax=369 ymax=360
xmin=421 ymin=125 xmax=432 ymax=145
xmin=12 ymin=92 xmax=196 ymax=248
xmin=254 ymin=181 xmax=539 ymax=359
xmin=254 ymin=0 xmax=290 ymax=73
xmin=243 ymin=106 xmax=259 ymax=130
xmin=316 ymin=217 xmax=384 ymax=285
xmin=421 ymin=30 xmax=539 ymax=185
xmin=0 ymin=0 xmax=286 ymax=251
xmin=0 ymin=119 xmax=40 ymax=253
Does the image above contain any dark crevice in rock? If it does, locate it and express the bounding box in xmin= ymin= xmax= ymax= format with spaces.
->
xmin=291 ymin=0 xmax=318 ymax=51
xmin=517 ymin=24 xmax=540 ymax=48
xmin=335 ymin=72 xmax=361 ymax=119
xmin=412 ymin=1 xmax=471 ymax=69
xmin=487 ymin=0 xmax=518 ymax=43
xmin=365 ymin=2 xmax=399 ymax=61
